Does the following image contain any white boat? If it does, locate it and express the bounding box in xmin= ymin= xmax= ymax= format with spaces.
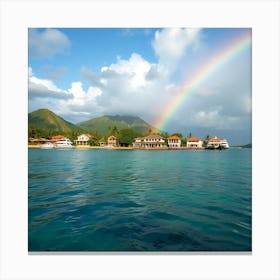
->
xmin=219 ymin=139 xmax=230 ymax=149
xmin=40 ymin=142 xmax=54 ymax=149
xmin=206 ymin=137 xmax=230 ymax=149
xmin=54 ymin=138 xmax=73 ymax=148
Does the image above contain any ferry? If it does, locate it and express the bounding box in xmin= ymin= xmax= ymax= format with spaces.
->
xmin=54 ymin=138 xmax=73 ymax=148
xmin=206 ymin=137 xmax=229 ymax=150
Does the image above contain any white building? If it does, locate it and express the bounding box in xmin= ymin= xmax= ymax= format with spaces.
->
xmin=132 ymin=137 xmax=142 ymax=149
xmin=74 ymin=134 xmax=92 ymax=145
xmin=133 ymin=135 xmax=167 ymax=149
xmin=167 ymin=135 xmax=181 ymax=148
xmin=107 ymin=135 xmax=119 ymax=147
xmin=187 ymin=137 xmax=203 ymax=148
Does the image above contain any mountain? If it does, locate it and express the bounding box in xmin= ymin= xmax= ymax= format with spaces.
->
xmin=77 ymin=115 xmax=156 ymax=135
xmin=28 ymin=108 xmax=83 ymax=134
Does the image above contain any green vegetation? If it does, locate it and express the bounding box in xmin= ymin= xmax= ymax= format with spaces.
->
xmin=28 ymin=108 xmax=243 ymax=148
xmin=28 ymin=109 xmax=156 ymax=144
xmin=28 ymin=109 xmax=84 ymax=140
xmin=77 ymin=115 xmax=156 ymax=135
xmin=203 ymin=134 xmax=211 ymax=147
xmin=119 ymin=128 xmax=143 ymax=146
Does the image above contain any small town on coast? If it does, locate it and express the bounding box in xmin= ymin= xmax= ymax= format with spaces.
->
xmin=28 ymin=133 xmax=230 ymax=150
xmin=28 ymin=108 xmax=232 ymax=150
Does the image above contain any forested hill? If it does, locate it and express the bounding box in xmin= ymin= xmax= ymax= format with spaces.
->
xmin=77 ymin=115 xmax=156 ymax=135
xmin=28 ymin=109 xmax=84 ymax=136
xmin=28 ymin=109 xmax=157 ymax=137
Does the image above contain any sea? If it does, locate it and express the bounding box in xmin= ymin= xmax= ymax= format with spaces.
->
xmin=28 ymin=148 xmax=252 ymax=252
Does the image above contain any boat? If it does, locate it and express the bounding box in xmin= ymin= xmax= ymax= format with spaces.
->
xmin=206 ymin=137 xmax=229 ymax=150
xmin=53 ymin=138 xmax=73 ymax=148
xmin=40 ymin=142 xmax=54 ymax=149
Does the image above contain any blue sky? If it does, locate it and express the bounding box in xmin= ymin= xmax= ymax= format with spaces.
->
xmin=28 ymin=28 xmax=251 ymax=145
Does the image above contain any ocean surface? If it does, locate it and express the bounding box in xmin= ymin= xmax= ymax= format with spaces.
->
xmin=28 ymin=148 xmax=252 ymax=252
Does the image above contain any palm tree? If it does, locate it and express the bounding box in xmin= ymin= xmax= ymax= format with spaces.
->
xmin=203 ymin=134 xmax=211 ymax=147
xmin=187 ymin=132 xmax=193 ymax=140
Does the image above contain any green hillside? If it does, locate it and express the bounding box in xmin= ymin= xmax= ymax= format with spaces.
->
xmin=77 ymin=115 xmax=156 ymax=135
xmin=28 ymin=108 xmax=84 ymax=137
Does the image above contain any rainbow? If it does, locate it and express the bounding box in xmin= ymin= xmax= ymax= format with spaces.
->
xmin=154 ymin=30 xmax=251 ymax=131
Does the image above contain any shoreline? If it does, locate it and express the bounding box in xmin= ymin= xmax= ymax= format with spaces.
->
xmin=28 ymin=144 xmax=207 ymax=150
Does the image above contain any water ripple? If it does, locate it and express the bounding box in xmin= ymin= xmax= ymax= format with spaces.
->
xmin=29 ymin=148 xmax=252 ymax=251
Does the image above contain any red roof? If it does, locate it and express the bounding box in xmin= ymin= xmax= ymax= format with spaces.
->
xmin=51 ymin=135 xmax=64 ymax=139
xmin=168 ymin=135 xmax=181 ymax=140
xmin=188 ymin=137 xmax=200 ymax=142
xmin=50 ymin=135 xmax=65 ymax=142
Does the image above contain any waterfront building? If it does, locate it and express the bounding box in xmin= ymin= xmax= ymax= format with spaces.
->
xmin=187 ymin=137 xmax=203 ymax=148
xmin=74 ymin=134 xmax=92 ymax=145
xmin=99 ymin=138 xmax=106 ymax=146
xmin=133 ymin=134 xmax=167 ymax=149
xmin=107 ymin=135 xmax=119 ymax=147
xmin=132 ymin=137 xmax=142 ymax=149
xmin=167 ymin=135 xmax=181 ymax=148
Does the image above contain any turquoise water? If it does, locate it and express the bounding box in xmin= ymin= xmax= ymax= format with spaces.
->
xmin=28 ymin=148 xmax=251 ymax=252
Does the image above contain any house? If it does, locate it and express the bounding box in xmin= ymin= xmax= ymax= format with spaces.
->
xmin=186 ymin=137 xmax=203 ymax=148
xmin=167 ymin=135 xmax=181 ymax=148
xmin=132 ymin=137 xmax=142 ymax=149
xmin=107 ymin=135 xmax=119 ymax=147
xmin=133 ymin=134 xmax=167 ymax=149
xmin=99 ymin=138 xmax=106 ymax=147
xmin=206 ymin=136 xmax=229 ymax=149
xmin=74 ymin=134 xmax=92 ymax=145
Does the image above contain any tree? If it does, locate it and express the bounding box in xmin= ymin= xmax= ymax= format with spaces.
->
xmin=187 ymin=132 xmax=193 ymax=140
xmin=119 ymin=128 xmax=141 ymax=146
xmin=88 ymin=138 xmax=99 ymax=146
xmin=158 ymin=131 xmax=169 ymax=139
xmin=203 ymin=134 xmax=211 ymax=147
xmin=110 ymin=126 xmax=120 ymax=138
xmin=171 ymin=132 xmax=183 ymax=138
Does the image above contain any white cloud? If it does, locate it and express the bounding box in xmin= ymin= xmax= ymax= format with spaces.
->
xmin=103 ymin=53 xmax=152 ymax=90
xmin=29 ymin=76 xmax=62 ymax=92
xmin=28 ymin=70 xmax=72 ymax=101
xmin=28 ymin=28 xmax=70 ymax=59
xmin=28 ymin=70 xmax=103 ymax=121
xmin=152 ymin=28 xmax=202 ymax=75
xmin=81 ymin=52 xmax=171 ymax=121
xmin=66 ymin=82 xmax=102 ymax=106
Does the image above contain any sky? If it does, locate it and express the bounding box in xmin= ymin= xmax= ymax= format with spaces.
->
xmin=28 ymin=28 xmax=252 ymax=145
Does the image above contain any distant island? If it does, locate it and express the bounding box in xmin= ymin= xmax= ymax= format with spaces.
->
xmin=232 ymin=143 xmax=252 ymax=148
